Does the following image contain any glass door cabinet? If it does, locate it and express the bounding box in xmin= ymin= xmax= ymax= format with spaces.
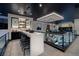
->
xmin=45 ymin=30 xmax=76 ymax=51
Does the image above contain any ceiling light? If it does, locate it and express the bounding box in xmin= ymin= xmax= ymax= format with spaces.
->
xmin=39 ymin=4 xmax=42 ymax=7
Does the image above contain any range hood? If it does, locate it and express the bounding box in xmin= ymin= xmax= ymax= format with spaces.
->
xmin=37 ymin=12 xmax=64 ymax=22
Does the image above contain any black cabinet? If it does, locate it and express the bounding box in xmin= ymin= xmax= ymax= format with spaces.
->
xmin=11 ymin=32 xmax=21 ymax=39
xmin=11 ymin=31 xmax=30 ymax=55
xmin=20 ymin=33 xmax=30 ymax=55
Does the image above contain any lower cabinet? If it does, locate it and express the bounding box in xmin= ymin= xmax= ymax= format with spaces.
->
xmin=11 ymin=32 xmax=21 ymax=39
xmin=20 ymin=32 xmax=30 ymax=56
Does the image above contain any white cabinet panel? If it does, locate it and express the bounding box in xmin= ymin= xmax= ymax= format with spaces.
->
xmin=30 ymin=32 xmax=45 ymax=56
xmin=11 ymin=17 xmax=18 ymax=28
xmin=74 ymin=19 xmax=79 ymax=35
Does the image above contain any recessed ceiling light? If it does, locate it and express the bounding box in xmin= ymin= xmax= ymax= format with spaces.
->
xmin=39 ymin=4 xmax=42 ymax=7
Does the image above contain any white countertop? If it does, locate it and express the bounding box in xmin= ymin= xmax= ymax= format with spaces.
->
xmin=11 ymin=28 xmax=43 ymax=37
xmin=10 ymin=28 xmax=45 ymax=56
xmin=0 ymin=30 xmax=8 ymax=37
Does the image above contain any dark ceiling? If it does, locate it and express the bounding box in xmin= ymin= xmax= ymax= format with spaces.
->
xmin=0 ymin=3 xmax=31 ymax=16
xmin=30 ymin=3 xmax=77 ymax=19
xmin=31 ymin=3 xmax=67 ymax=19
xmin=0 ymin=3 xmax=78 ymax=19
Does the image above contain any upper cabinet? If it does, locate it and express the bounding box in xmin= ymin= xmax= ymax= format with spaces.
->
xmin=8 ymin=13 xmax=33 ymax=31
xmin=26 ymin=20 xmax=31 ymax=30
xmin=11 ymin=17 xmax=19 ymax=28
xmin=74 ymin=19 xmax=79 ymax=35
xmin=18 ymin=18 xmax=26 ymax=29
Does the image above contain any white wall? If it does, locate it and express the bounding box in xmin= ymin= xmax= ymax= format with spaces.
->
xmin=30 ymin=21 xmax=47 ymax=32
xmin=31 ymin=21 xmax=61 ymax=32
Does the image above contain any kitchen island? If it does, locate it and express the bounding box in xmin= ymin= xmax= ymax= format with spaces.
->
xmin=45 ymin=28 xmax=76 ymax=52
xmin=10 ymin=29 xmax=45 ymax=56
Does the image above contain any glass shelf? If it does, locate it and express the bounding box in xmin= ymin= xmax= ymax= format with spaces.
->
xmin=0 ymin=35 xmax=5 ymax=49
xmin=0 ymin=33 xmax=9 ymax=55
xmin=45 ymin=30 xmax=76 ymax=51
